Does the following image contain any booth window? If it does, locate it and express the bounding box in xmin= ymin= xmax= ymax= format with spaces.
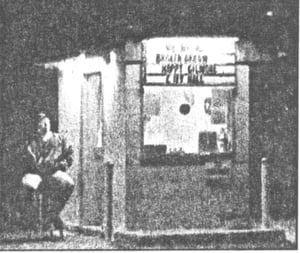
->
xmin=141 ymin=37 xmax=237 ymax=165
xmin=142 ymin=86 xmax=234 ymax=165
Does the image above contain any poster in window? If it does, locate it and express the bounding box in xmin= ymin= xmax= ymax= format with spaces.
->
xmin=211 ymin=89 xmax=226 ymax=124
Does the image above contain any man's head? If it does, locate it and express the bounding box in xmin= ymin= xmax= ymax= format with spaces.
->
xmin=37 ymin=112 xmax=51 ymax=136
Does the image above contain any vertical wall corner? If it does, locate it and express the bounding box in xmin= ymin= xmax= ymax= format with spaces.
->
xmin=125 ymin=41 xmax=143 ymax=61
xmin=235 ymin=65 xmax=250 ymax=163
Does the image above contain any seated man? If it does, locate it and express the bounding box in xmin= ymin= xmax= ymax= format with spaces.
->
xmin=22 ymin=112 xmax=74 ymax=239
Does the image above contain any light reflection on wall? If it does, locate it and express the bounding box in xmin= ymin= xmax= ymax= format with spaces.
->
xmin=44 ymin=52 xmax=119 ymax=223
xmin=46 ymin=52 xmax=118 ymax=149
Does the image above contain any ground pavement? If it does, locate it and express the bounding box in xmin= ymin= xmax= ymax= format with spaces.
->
xmin=0 ymin=229 xmax=296 ymax=250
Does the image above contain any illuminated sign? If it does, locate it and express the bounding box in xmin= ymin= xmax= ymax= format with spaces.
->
xmin=143 ymin=37 xmax=238 ymax=85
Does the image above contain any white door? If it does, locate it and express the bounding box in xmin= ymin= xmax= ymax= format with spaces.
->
xmin=80 ymin=72 xmax=104 ymax=226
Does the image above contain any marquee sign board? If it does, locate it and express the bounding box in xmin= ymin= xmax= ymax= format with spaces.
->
xmin=143 ymin=37 xmax=238 ymax=85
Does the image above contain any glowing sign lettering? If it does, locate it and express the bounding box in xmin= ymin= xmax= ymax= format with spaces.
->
xmin=143 ymin=37 xmax=238 ymax=85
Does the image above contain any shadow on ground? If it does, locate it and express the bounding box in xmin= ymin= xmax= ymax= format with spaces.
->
xmin=0 ymin=231 xmax=112 ymax=250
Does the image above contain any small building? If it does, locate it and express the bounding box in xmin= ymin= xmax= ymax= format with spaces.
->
xmin=39 ymin=36 xmax=275 ymax=235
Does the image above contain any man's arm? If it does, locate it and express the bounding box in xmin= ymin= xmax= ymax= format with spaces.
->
xmin=54 ymin=136 xmax=74 ymax=172
xmin=23 ymin=141 xmax=39 ymax=175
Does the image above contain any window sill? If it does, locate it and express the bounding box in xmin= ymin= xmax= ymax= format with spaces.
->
xmin=140 ymin=152 xmax=233 ymax=167
xmin=144 ymin=82 xmax=236 ymax=87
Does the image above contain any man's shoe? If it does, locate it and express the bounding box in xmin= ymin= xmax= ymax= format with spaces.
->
xmin=53 ymin=216 xmax=64 ymax=240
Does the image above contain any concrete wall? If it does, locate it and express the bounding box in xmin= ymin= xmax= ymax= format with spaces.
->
xmin=235 ymin=65 xmax=250 ymax=163
xmin=104 ymin=52 xmax=127 ymax=233
xmin=57 ymin=67 xmax=81 ymax=225
xmin=249 ymin=61 xmax=297 ymax=219
xmin=236 ymin=40 xmax=297 ymax=220
xmin=126 ymin=163 xmax=249 ymax=230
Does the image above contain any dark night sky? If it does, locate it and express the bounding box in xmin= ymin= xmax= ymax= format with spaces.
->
xmin=0 ymin=0 xmax=298 ymax=63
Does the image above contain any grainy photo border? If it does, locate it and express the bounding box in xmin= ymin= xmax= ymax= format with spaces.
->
xmin=0 ymin=0 xmax=298 ymax=250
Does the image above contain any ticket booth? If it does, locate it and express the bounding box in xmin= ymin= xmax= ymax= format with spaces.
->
xmin=122 ymin=37 xmax=250 ymax=231
xmin=49 ymin=36 xmax=251 ymax=234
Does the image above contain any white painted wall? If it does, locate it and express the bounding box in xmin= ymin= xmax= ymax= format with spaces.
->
xmin=45 ymin=52 xmax=120 ymax=224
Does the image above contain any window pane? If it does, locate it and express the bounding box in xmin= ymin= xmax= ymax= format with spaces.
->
xmin=143 ymin=86 xmax=233 ymax=156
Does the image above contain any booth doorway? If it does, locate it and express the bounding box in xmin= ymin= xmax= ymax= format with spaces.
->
xmin=80 ymin=72 xmax=105 ymax=226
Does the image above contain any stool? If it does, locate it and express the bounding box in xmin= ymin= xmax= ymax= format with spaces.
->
xmin=32 ymin=191 xmax=44 ymax=236
xmin=33 ymin=191 xmax=64 ymax=239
